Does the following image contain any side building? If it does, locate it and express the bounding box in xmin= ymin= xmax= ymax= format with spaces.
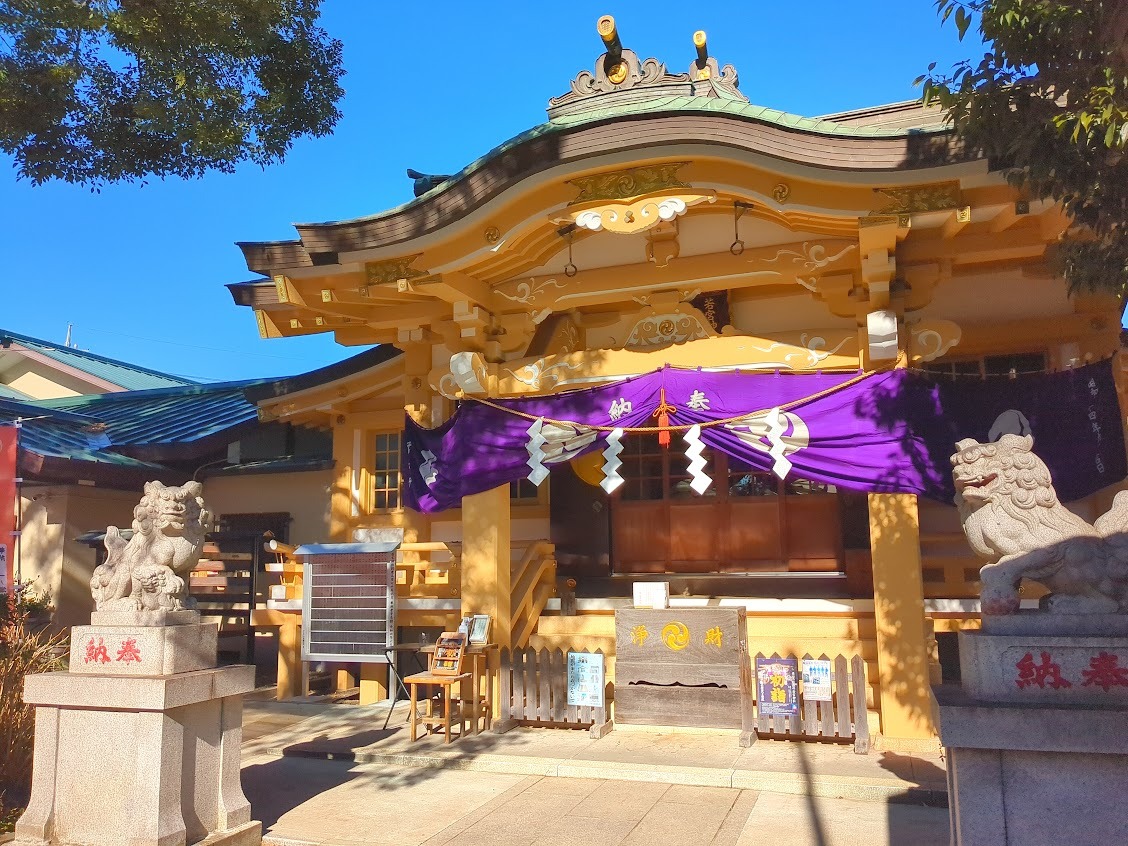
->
xmin=0 ymin=335 xmax=396 ymax=628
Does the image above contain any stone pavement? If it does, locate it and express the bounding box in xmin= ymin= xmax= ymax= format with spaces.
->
xmin=241 ymin=698 xmax=948 ymax=803
xmin=239 ymin=698 xmax=950 ymax=845
xmin=241 ymin=755 xmax=950 ymax=846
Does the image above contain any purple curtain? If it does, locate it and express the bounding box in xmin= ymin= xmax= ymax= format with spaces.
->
xmin=403 ymin=359 xmax=1124 ymax=513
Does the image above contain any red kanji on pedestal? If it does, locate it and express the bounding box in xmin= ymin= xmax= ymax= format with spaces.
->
xmin=84 ymin=637 xmax=110 ymax=665
xmin=116 ymin=638 xmax=142 ymax=663
xmin=1015 ymin=651 xmax=1072 ymax=689
xmin=1081 ymin=652 xmax=1128 ymax=691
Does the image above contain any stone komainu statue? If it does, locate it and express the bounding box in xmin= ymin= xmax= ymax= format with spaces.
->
xmin=952 ymin=434 xmax=1128 ymax=615
xmin=90 ymin=481 xmax=211 ymax=612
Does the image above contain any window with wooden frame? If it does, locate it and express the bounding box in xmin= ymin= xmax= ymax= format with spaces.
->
xmin=373 ymin=432 xmax=402 ymax=511
xmin=509 ymin=478 xmax=543 ymax=504
xmin=610 ymin=433 xmax=841 ymax=574
xmin=921 ymin=351 xmax=1048 ymax=380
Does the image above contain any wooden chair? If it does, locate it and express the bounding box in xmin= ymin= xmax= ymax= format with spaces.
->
xmin=404 ymin=632 xmax=471 ymax=744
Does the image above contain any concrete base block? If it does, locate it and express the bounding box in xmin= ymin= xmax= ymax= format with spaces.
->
xmin=14 ymin=665 xmax=260 ymax=846
xmin=69 ymin=622 xmax=218 ymax=676
xmin=934 ymin=684 xmax=1128 ymax=845
xmin=959 ymin=628 xmax=1128 ymax=706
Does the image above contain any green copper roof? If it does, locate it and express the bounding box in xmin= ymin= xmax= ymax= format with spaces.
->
xmin=1 ymin=329 xmax=198 ymax=391
xmin=546 ymin=95 xmax=945 ymax=136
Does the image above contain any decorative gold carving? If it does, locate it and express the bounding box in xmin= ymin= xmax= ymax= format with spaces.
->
xmin=484 ymin=226 xmax=501 ymax=244
xmin=772 ymin=183 xmax=790 ymax=203
xmin=569 ymin=192 xmax=716 ymax=235
xmin=624 ymin=308 xmax=713 ymax=351
xmin=859 ymin=214 xmax=900 ymax=228
xmin=273 ymin=274 xmax=289 ymax=303
xmin=569 ymin=163 xmax=690 ymax=204
xmin=255 ymin=310 xmax=269 ymax=338
xmin=874 ymin=181 xmax=962 ymax=215
xmin=365 ymin=254 xmax=428 ymax=286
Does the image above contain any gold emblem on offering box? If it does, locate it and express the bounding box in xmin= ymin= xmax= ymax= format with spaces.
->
xmin=662 ymin=622 xmax=690 ymax=650
xmin=630 ymin=625 xmax=649 ymax=646
xmin=705 ymin=626 xmax=723 ymax=648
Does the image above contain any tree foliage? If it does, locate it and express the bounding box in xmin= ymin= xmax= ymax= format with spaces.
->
xmin=921 ymin=0 xmax=1128 ymax=295
xmin=0 ymin=0 xmax=344 ymax=186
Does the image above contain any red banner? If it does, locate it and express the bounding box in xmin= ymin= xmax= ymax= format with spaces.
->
xmin=0 ymin=425 xmax=16 ymax=594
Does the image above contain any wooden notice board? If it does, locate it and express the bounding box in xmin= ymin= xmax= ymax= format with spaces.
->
xmin=430 ymin=632 xmax=467 ymax=676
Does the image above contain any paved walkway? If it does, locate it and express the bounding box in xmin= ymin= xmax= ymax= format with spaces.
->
xmin=241 ymin=699 xmax=948 ymax=803
xmin=240 ymin=698 xmax=951 ymax=846
xmin=242 ymin=755 xmax=949 ymax=846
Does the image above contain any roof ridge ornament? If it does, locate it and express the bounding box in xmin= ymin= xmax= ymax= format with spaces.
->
xmin=548 ymin=16 xmax=746 ymax=120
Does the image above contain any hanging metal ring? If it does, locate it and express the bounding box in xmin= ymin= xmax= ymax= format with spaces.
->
xmin=730 ymin=200 xmax=751 ymax=256
xmin=563 ymin=228 xmax=578 ymax=277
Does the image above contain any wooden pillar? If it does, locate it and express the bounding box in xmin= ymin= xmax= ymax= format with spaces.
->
xmin=868 ymin=492 xmax=936 ymax=744
xmin=359 ymin=662 xmax=388 ymax=705
xmin=329 ymin=417 xmax=357 ymax=543
xmin=335 ymin=667 xmax=356 ymax=692
xmin=461 ymin=485 xmax=512 ymax=649
xmin=276 ymin=617 xmax=303 ymax=700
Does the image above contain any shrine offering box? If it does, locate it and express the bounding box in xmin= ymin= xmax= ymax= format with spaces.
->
xmin=614 ymin=607 xmax=753 ymax=733
xmin=430 ymin=631 xmax=467 ymax=676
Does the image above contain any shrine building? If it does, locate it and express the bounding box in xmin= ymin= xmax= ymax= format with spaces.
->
xmin=226 ymin=18 xmax=1128 ymax=748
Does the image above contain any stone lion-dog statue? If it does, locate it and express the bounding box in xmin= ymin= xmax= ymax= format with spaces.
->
xmin=90 ymin=480 xmax=211 ymax=612
xmin=952 ymin=434 xmax=1128 ymax=615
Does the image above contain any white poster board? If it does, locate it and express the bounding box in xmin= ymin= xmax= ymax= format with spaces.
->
xmin=0 ymin=543 xmax=7 ymax=594
xmin=801 ymin=658 xmax=833 ymax=701
xmin=567 ymin=651 xmax=604 ymax=708
xmin=632 ymin=581 xmax=669 ymax=609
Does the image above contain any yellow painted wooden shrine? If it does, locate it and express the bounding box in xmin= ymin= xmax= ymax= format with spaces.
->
xmin=228 ymin=19 xmax=1127 ymax=748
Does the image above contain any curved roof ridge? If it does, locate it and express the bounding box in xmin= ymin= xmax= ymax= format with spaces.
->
xmin=287 ymin=95 xmax=951 ymax=232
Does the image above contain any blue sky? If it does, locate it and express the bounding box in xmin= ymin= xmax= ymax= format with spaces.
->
xmin=1 ymin=2 xmax=986 ymax=383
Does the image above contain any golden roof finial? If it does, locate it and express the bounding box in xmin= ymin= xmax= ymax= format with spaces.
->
xmin=597 ymin=15 xmax=628 ymax=84
xmin=692 ymin=30 xmax=711 ymax=79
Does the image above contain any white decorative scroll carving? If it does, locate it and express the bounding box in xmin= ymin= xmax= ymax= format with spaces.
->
xmin=762 ymin=241 xmax=857 ymax=291
xmin=494 ymin=277 xmax=567 ymax=305
xmin=505 ymin=357 xmax=584 ymax=391
xmin=750 ymin=334 xmax=854 ymax=368
xmin=909 ymin=319 xmax=962 ymax=362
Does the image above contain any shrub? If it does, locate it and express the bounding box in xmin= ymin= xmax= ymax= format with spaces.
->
xmin=0 ymin=585 xmax=67 ymax=830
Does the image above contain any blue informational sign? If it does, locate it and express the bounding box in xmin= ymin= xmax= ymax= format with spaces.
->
xmin=756 ymin=657 xmax=799 ymax=717
xmin=567 ymin=651 xmax=604 ymax=708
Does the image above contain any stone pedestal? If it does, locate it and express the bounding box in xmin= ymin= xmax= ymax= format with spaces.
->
xmin=14 ymin=615 xmax=262 ymax=846
xmin=933 ymin=613 xmax=1128 ymax=846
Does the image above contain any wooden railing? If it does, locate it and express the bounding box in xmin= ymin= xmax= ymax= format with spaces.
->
xmin=511 ymin=541 xmax=556 ymax=648
xmin=396 ymin=541 xmax=462 ymax=597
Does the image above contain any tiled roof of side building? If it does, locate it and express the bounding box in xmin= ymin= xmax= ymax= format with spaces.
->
xmin=33 ymin=379 xmax=269 ymax=448
xmin=0 ymin=329 xmax=199 ymax=391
